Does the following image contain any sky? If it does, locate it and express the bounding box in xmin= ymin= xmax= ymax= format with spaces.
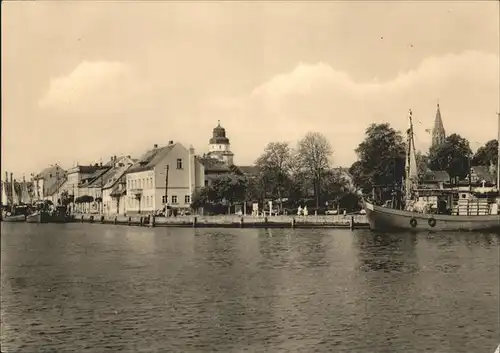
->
xmin=2 ymin=1 xmax=499 ymax=178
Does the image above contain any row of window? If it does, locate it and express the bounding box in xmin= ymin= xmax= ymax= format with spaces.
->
xmin=162 ymin=195 xmax=190 ymax=204
xmin=128 ymin=177 xmax=154 ymax=190
xmin=127 ymin=158 xmax=183 ymax=189
xmin=127 ymin=195 xmax=155 ymax=207
xmin=126 ymin=195 xmax=191 ymax=208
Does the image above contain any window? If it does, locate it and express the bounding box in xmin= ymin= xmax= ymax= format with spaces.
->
xmin=204 ymin=180 xmax=209 ymax=186
xmin=176 ymin=158 xmax=183 ymax=169
xmin=172 ymin=195 xmax=178 ymax=204
xmin=185 ymin=195 xmax=190 ymax=204
xmin=162 ymin=195 xmax=167 ymax=204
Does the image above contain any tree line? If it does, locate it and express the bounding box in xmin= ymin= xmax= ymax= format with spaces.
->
xmin=192 ymin=132 xmax=360 ymax=214
xmin=348 ymin=123 xmax=499 ymax=193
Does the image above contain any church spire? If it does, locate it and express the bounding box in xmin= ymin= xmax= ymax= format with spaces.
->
xmin=432 ymin=103 xmax=446 ymax=148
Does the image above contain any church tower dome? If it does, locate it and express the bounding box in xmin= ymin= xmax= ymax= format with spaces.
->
xmin=431 ymin=103 xmax=446 ymax=148
xmin=207 ymin=120 xmax=234 ymax=165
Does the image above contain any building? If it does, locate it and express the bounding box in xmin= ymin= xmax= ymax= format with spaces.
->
xmin=33 ymin=165 xmax=66 ymax=200
xmin=125 ymin=141 xmax=205 ymax=214
xmin=206 ymin=121 xmax=234 ymax=165
xmin=102 ymin=156 xmax=136 ymax=215
xmin=199 ymin=156 xmax=232 ymax=186
xmin=421 ymin=170 xmax=451 ymax=189
xmin=431 ymin=103 xmax=446 ymax=148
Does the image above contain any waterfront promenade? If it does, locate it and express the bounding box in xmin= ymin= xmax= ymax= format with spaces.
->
xmin=73 ymin=214 xmax=369 ymax=229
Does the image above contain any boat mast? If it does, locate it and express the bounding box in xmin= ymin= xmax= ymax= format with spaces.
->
xmin=405 ymin=109 xmax=415 ymax=202
xmin=497 ymin=112 xmax=499 ymax=191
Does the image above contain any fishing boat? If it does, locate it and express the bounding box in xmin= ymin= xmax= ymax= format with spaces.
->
xmin=363 ymin=110 xmax=500 ymax=232
xmin=1 ymin=205 xmax=30 ymax=222
xmin=26 ymin=202 xmax=69 ymax=223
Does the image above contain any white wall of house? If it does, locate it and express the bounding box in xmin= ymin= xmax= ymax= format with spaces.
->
xmin=126 ymin=169 xmax=155 ymax=214
xmin=152 ymin=144 xmax=205 ymax=210
xmin=125 ymin=144 xmax=205 ymax=214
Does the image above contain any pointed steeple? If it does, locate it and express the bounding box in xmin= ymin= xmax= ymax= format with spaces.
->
xmin=432 ymin=103 xmax=446 ymax=148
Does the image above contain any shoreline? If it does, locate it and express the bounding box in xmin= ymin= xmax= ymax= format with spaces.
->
xmin=70 ymin=214 xmax=370 ymax=229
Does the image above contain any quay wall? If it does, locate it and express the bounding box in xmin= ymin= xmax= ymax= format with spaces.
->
xmin=71 ymin=214 xmax=369 ymax=229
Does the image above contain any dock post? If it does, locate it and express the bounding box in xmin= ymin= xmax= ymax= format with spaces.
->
xmin=264 ymin=216 xmax=268 ymax=229
xmin=114 ymin=216 xmax=117 ymax=225
xmin=240 ymin=216 xmax=244 ymax=228
xmin=350 ymin=216 xmax=354 ymax=230
xmin=139 ymin=217 xmax=144 ymax=226
xmin=150 ymin=215 xmax=155 ymax=228
xmin=128 ymin=216 xmax=131 ymax=226
xmin=100 ymin=215 xmax=105 ymax=224
xmin=291 ymin=218 xmax=295 ymax=228
xmin=193 ymin=216 xmax=197 ymax=228
xmin=81 ymin=215 xmax=84 ymax=223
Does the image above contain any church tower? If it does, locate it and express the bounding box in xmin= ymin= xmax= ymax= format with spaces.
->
xmin=431 ymin=103 xmax=446 ymax=148
xmin=207 ymin=121 xmax=234 ymax=165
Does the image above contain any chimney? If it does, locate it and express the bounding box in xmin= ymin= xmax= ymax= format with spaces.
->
xmin=168 ymin=140 xmax=174 ymax=145
xmin=114 ymin=155 xmax=117 ymax=161
xmin=154 ymin=144 xmax=158 ymax=148
xmin=5 ymin=171 xmax=8 ymax=183
xmin=127 ymin=155 xmax=131 ymax=158
xmin=23 ymin=175 xmax=26 ymax=183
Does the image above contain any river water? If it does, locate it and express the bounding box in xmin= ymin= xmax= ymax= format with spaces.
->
xmin=1 ymin=223 xmax=498 ymax=352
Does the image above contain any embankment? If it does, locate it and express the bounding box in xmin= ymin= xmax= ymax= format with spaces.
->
xmin=71 ymin=214 xmax=369 ymax=229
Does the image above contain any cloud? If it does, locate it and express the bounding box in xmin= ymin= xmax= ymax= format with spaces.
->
xmin=207 ymin=50 xmax=499 ymax=167
xmin=38 ymin=61 xmax=140 ymax=116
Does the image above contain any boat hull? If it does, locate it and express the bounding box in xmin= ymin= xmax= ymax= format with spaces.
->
xmin=364 ymin=199 xmax=500 ymax=232
xmin=26 ymin=212 xmax=67 ymax=223
xmin=26 ymin=212 xmax=47 ymax=223
xmin=2 ymin=214 xmax=26 ymax=222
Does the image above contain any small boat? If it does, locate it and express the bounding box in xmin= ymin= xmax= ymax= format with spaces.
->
xmin=26 ymin=205 xmax=69 ymax=223
xmin=364 ymin=110 xmax=500 ymax=232
xmin=1 ymin=205 xmax=30 ymax=222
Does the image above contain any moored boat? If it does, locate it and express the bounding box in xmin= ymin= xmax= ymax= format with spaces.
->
xmin=364 ymin=110 xmax=500 ymax=232
xmin=1 ymin=205 xmax=30 ymax=222
xmin=364 ymin=198 xmax=500 ymax=232
xmin=26 ymin=202 xmax=69 ymax=223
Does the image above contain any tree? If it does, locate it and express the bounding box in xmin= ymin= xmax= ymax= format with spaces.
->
xmin=428 ymin=133 xmax=472 ymax=183
xmin=296 ymin=132 xmax=333 ymax=208
xmin=191 ymin=186 xmax=215 ymax=210
xmin=255 ymin=142 xmax=294 ymax=210
xmin=60 ymin=190 xmax=73 ymax=207
xmin=351 ymin=123 xmax=406 ymax=193
xmin=415 ymin=151 xmax=432 ymax=181
xmin=472 ymin=139 xmax=498 ymax=167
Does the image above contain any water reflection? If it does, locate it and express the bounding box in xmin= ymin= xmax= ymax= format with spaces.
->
xmin=1 ymin=223 xmax=498 ymax=353
xmin=355 ymin=231 xmax=419 ymax=274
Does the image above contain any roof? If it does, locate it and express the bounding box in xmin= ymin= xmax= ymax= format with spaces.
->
xmin=86 ymin=167 xmax=115 ymax=188
xmin=45 ymin=177 xmax=67 ymax=196
xmin=237 ymin=165 xmax=260 ymax=175
xmin=126 ymin=144 xmax=177 ymax=174
xmin=110 ymin=183 xmax=127 ymax=197
xmin=35 ymin=165 xmax=66 ymax=180
xmin=68 ymin=165 xmax=102 ymax=175
xmin=423 ymin=170 xmax=450 ymax=183
xmin=197 ymin=156 xmax=230 ymax=172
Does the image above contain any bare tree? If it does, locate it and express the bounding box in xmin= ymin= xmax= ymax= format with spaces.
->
xmin=296 ymin=132 xmax=333 ymax=208
xmin=255 ymin=142 xmax=293 ymax=211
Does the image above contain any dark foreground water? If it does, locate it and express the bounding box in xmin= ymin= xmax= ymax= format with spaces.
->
xmin=1 ymin=223 xmax=499 ymax=353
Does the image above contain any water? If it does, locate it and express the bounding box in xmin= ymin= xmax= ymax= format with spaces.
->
xmin=1 ymin=223 xmax=499 ymax=353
